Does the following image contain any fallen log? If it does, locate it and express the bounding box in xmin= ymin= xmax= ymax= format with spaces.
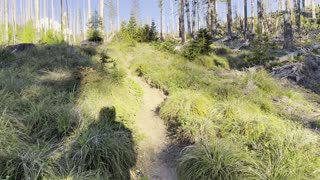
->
xmin=278 ymin=43 xmax=320 ymax=63
xmin=5 ymin=43 xmax=36 ymax=53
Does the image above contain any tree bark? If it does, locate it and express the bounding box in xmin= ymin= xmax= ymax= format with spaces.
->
xmin=192 ymin=0 xmax=197 ymax=37
xmin=99 ymin=0 xmax=105 ymax=39
xmin=88 ymin=0 xmax=91 ymax=20
xmin=179 ymin=0 xmax=185 ymax=44
xmin=227 ymin=0 xmax=232 ymax=38
xmin=52 ymin=0 xmax=55 ymax=21
xmin=197 ymin=0 xmax=200 ymax=30
xmin=35 ymin=0 xmax=40 ymax=41
xmin=251 ymin=0 xmax=254 ymax=32
xmin=170 ymin=0 xmax=175 ymax=34
xmin=117 ymin=0 xmax=120 ymax=30
xmin=207 ymin=0 xmax=212 ymax=30
xmin=159 ymin=0 xmax=164 ymax=40
xmin=61 ymin=0 xmax=63 ymax=31
xmin=186 ymin=0 xmax=191 ymax=35
xmin=4 ymin=0 xmax=8 ymax=44
xmin=283 ymin=0 xmax=294 ymax=49
xmin=312 ymin=0 xmax=316 ymax=19
xmin=13 ymin=0 xmax=17 ymax=44
xmin=211 ymin=0 xmax=217 ymax=33
xmin=296 ymin=0 xmax=301 ymax=33
xmin=257 ymin=0 xmax=264 ymax=33
xmin=244 ymin=0 xmax=248 ymax=37
xmin=100 ymin=0 xmax=104 ymax=32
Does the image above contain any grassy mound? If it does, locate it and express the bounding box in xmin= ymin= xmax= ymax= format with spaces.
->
xmin=0 ymin=44 xmax=142 ymax=179
xmin=109 ymin=42 xmax=320 ymax=179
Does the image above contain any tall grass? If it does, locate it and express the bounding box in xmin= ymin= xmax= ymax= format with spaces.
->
xmin=0 ymin=44 xmax=142 ymax=179
xmin=109 ymin=42 xmax=320 ymax=179
xmin=178 ymin=140 xmax=256 ymax=180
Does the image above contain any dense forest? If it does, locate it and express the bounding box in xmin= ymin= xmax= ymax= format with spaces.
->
xmin=1 ymin=0 xmax=320 ymax=179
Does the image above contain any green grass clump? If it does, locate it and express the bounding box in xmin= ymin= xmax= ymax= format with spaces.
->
xmin=71 ymin=107 xmax=136 ymax=179
xmin=109 ymin=42 xmax=320 ymax=179
xmin=194 ymin=54 xmax=230 ymax=70
xmin=212 ymin=45 xmax=231 ymax=55
xmin=178 ymin=140 xmax=255 ymax=180
xmin=160 ymin=90 xmax=213 ymax=141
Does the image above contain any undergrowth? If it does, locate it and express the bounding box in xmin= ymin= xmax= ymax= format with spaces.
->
xmin=0 ymin=44 xmax=142 ymax=179
xmin=109 ymin=42 xmax=320 ymax=179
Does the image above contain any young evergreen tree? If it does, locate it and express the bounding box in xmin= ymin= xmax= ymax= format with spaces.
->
xmin=87 ymin=11 xmax=104 ymax=42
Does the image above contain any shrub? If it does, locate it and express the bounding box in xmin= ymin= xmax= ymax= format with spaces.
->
xmin=245 ymin=27 xmax=275 ymax=66
xmin=213 ymin=45 xmax=231 ymax=55
xmin=183 ymin=29 xmax=213 ymax=60
xmin=87 ymin=11 xmax=104 ymax=42
xmin=160 ymin=90 xmax=213 ymax=141
xmin=0 ymin=49 xmax=15 ymax=65
xmin=40 ymin=30 xmax=64 ymax=44
xmin=80 ymin=46 xmax=97 ymax=56
xmin=117 ymin=16 xmax=157 ymax=43
xmin=19 ymin=20 xmax=36 ymax=43
xmin=154 ymin=38 xmax=178 ymax=53
xmin=178 ymin=140 xmax=255 ymax=180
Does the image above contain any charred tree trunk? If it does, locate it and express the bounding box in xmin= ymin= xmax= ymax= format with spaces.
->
xmin=192 ymin=0 xmax=197 ymax=37
xmin=211 ymin=0 xmax=217 ymax=33
xmin=296 ymin=0 xmax=301 ymax=33
xmin=179 ymin=0 xmax=185 ymax=44
xmin=283 ymin=0 xmax=294 ymax=49
xmin=244 ymin=0 xmax=248 ymax=37
xmin=186 ymin=0 xmax=191 ymax=35
xmin=227 ymin=0 xmax=232 ymax=38
xmin=207 ymin=0 xmax=212 ymax=30
xmin=257 ymin=0 xmax=264 ymax=33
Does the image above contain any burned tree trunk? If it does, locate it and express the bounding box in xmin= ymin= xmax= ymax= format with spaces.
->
xmin=283 ymin=0 xmax=294 ymax=49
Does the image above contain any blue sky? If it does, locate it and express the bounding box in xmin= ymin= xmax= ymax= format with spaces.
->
xmin=5 ymin=0 xmax=320 ymax=33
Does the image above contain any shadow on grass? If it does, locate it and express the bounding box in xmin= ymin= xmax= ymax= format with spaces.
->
xmin=0 ymin=43 xmax=137 ymax=179
xmin=55 ymin=106 xmax=137 ymax=179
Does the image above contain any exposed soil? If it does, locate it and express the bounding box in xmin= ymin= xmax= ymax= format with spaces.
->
xmin=122 ymin=55 xmax=178 ymax=179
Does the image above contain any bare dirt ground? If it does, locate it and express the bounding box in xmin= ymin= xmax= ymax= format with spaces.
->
xmin=131 ymin=74 xmax=178 ymax=180
xmin=120 ymin=54 xmax=178 ymax=179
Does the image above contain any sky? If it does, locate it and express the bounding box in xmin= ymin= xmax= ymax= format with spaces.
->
xmin=2 ymin=0 xmax=320 ymax=33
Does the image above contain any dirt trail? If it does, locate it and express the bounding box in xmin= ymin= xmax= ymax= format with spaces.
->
xmin=129 ymin=73 xmax=177 ymax=179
